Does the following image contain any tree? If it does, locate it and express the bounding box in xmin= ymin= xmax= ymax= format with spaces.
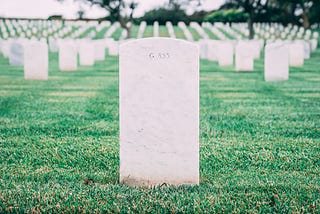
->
xmin=57 ymin=0 xmax=138 ymax=38
xmin=280 ymin=0 xmax=320 ymax=28
xmin=220 ymin=0 xmax=270 ymax=39
xmin=205 ymin=9 xmax=248 ymax=25
xmin=139 ymin=8 xmax=189 ymax=25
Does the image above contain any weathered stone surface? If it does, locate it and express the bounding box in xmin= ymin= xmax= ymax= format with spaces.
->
xmin=120 ymin=38 xmax=199 ymax=187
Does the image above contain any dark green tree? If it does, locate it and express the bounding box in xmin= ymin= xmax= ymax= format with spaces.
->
xmin=278 ymin=0 xmax=320 ymax=28
xmin=205 ymin=9 xmax=248 ymax=25
xmin=57 ymin=0 xmax=138 ymax=38
xmin=220 ymin=0 xmax=270 ymax=39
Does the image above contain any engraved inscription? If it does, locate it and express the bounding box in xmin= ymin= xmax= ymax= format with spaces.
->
xmin=149 ymin=53 xmax=170 ymax=60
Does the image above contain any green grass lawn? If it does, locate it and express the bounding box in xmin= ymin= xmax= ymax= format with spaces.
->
xmin=0 ymin=45 xmax=319 ymax=212
xmin=173 ymin=26 xmax=187 ymax=40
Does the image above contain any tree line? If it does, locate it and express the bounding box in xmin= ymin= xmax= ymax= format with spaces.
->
xmin=57 ymin=0 xmax=320 ymax=39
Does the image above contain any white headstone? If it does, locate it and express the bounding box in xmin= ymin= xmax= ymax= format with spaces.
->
xmin=153 ymin=21 xmax=159 ymax=37
xmin=289 ymin=42 xmax=304 ymax=67
xmin=49 ymin=39 xmax=59 ymax=52
xmin=207 ymin=40 xmax=219 ymax=61
xmin=311 ymin=39 xmax=318 ymax=51
xmin=9 ymin=41 xmax=24 ymax=66
xmin=197 ymin=39 xmax=208 ymax=59
xmin=301 ymin=40 xmax=311 ymax=59
xmin=120 ymin=38 xmax=199 ymax=186
xmin=79 ymin=40 xmax=95 ymax=66
xmin=264 ymin=43 xmax=289 ymax=82
xmin=217 ymin=41 xmax=234 ymax=66
xmin=235 ymin=42 xmax=254 ymax=71
xmin=24 ymin=41 xmax=48 ymax=80
xmin=94 ymin=40 xmax=106 ymax=61
xmin=59 ymin=40 xmax=78 ymax=71
xmin=108 ymin=40 xmax=119 ymax=56
xmin=1 ymin=40 xmax=12 ymax=58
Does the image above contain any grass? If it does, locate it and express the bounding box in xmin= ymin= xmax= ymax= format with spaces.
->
xmin=173 ymin=26 xmax=186 ymax=39
xmin=216 ymin=27 xmax=234 ymax=39
xmin=94 ymin=26 xmax=110 ymax=40
xmin=0 ymin=37 xmax=319 ymax=213
xmin=78 ymin=27 xmax=96 ymax=39
xmin=143 ymin=26 xmax=154 ymax=38
xmin=159 ymin=26 xmax=170 ymax=37
xmin=188 ymin=27 xmax=202 ymax=41
xmin=203 ymin=27 xmax=220 ymax=40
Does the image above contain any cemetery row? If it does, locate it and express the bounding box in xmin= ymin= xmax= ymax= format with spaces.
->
xmin=0 ymin=21 xmax=319 ymax=187
xmin=0 ymin=19 xmax=319 ymax=42
xmin=0 ymin=31 xmax=318 ymax=82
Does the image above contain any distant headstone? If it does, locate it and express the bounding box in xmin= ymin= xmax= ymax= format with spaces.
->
xmin=1 ymin=40 xmax=12 ymax=58
xmin=9 ymin=41 xmax=24 ymax=66
xmin=153 ymin=21 xmax=159 ymax=37
xmin=311 ymin=39 xmax=318 ymax=51
xmin=301 ymin=40 xmax=311 ymax=59
xmin=289 ymin=42 xmax=304 ymax=67
xmin=264 ymin=43 xmax=289 ymax=82
xmin=235 ymin=42 xmax=254 ymax=71
xmin=207 ymin=40 xmax=219 ymax=61
xmin=24 ymin=41 xmax=48 ymax=80
xmin=197 ymin=39 xmax=209 ymax=59
xmin=49 ymin=39 xmax=59 ymax=52
xmin=59 ymin=40 xmax=78 ymax=71
xmin=217 ymin=41 xmax=234 ymax=66
xmin=107 ymin=40 xmax=119 ymax=56
xmin=79 ymin=40 xmax=95 ymax=66
xmin=94 ymin=40 xmax=106 ymax=61
xmin=120 ymin=38 xmax=199 ymax=186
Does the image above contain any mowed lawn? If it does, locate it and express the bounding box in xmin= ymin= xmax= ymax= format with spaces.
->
xmin=0 ymin=46 xmax=319 ymax=213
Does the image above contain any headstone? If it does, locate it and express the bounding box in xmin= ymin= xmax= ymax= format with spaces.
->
xmin=217 ymin=41 xmax=234 ymax=66
xmin=79 ymin=40 xmax=95 ymax=66
xmin=59 ymin=40 xmax=78 ymax=71
xmin=9 ymin=41 xmax=24 ymax=66
xmin=289 ymin=42 xmax=304 ymax=67
xmin=49 ymin=39 xmax=59 ymax=52
xmin=197 ymin=39 xmax=208 ymax=59
xmin=94 ymin=40 xmax=106 ymax=61
xmin=153 ymin=21 xmax=159 ymax=37
xmin=207 ymin=40 xmax=219 ymax=61
xmin=301 ymin=40 xmax=311 ymax=59
xmin=1 ymin=40 xmax=12 ymax=58
xmin=264 ymin=43 xmax=289 ymax=82
xmin=311 ymin=39 xmax=318 ymax=51
xmin=235 ymin=42 xmax=254 ymax=71
xmin=108 ymin=40 xmax=119 ymax=56
xmin=120 ymin=38 xmax=199 ymax=186
xmin=24 ymin=41 xmax=48 ymax=80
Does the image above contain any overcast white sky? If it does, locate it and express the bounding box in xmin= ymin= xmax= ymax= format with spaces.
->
xmin=0 ymin=0 xmax=225 ymax=19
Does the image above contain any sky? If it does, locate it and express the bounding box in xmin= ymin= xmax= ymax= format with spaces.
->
xmin=0 ymin=0 xmax=225 ymax=19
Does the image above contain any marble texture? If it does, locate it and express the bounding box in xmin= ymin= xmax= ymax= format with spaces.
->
xmin=24 ymin=41 xmax=48 ymax=80
xmin=120 ymin=38 xmax=199 ymax=187
xmin=264 ymin=43 xmax=289 ymax=82
xmin=59 ymin=40 xmax=78 ymax=71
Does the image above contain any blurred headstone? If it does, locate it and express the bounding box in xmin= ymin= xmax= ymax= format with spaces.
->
xmin=24 ymin=41 xmax=48 ymax=80
xmin=265 ymin=43 xmax=289 ymax=82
